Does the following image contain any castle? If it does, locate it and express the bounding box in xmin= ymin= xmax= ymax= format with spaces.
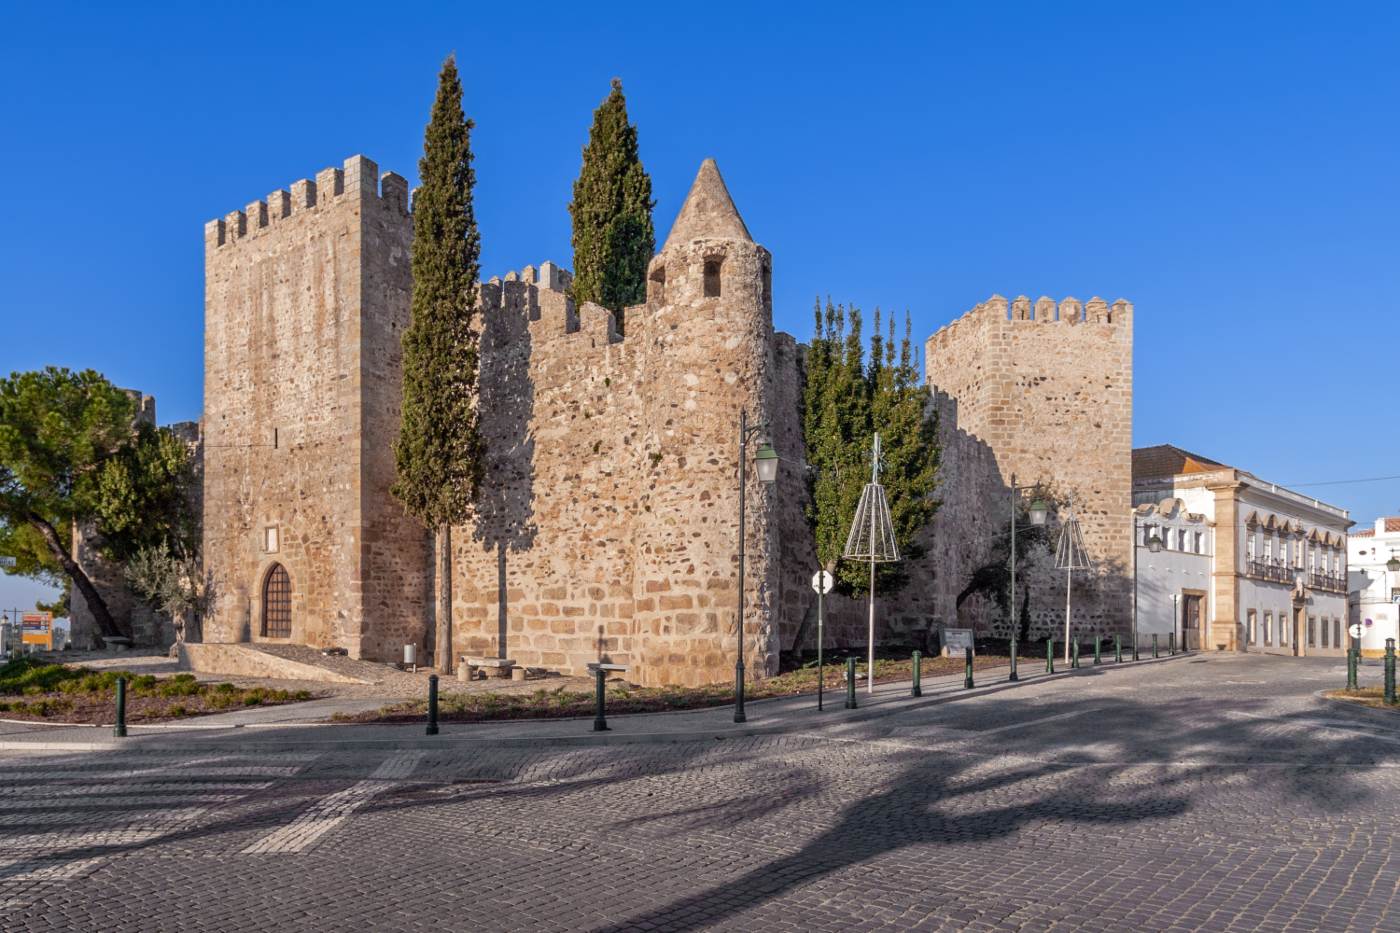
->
xmin=185 ymin=151 xmax=1137 ymax=685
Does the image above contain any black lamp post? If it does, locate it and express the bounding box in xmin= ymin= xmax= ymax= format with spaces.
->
xmin=1132 ymin=510 xmax=1163 ymax=656
xmin=734 ymin=409 xmax=778 ymax=723
xmin=1008 ymin=474 xmax=1048 ymax=649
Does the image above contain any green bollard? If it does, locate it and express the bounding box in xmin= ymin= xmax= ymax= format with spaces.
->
xmin=845 ymin=656 xmax=858 ymax=709
xmin=1009 ymin=637 xmax=1019 ymax=682
xmin=1093 ymin=636 xmax=1101 ymax=665
xmin=1047 ymin=639 xmax=1055 ymax=674
xmin=1169 ymin=632 xmax=1176 ymax=656
xmin=1132 ymin=635 xmax=1139 ymax=662
xmin=1071 ymin=640 xmax=1079 ymax=669
xmin=592 ymin=666 xmax=610 ymax=731
xmin=1346 ymin=647 xmax=1358 ymax=692
xmin=1115 ymin=634 xmax=1122 ymax=663
xmin=1152 ymin=634 xmax=1159 ymax=659
xmin=113 ymin=676 xmax=127 ymax=739
xmin=1385 ymin=639 xmax=1396 ymax=706
xmin=426 ymin=674 xmax=440 ymax=736
xmin=964 ymin=646 xmax=975 ymax=689
xmin=911 ymin=650 xmax=922 ymax=698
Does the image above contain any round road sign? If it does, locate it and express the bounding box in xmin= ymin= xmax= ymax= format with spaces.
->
xmin=1349 ymin=623 xmax=1363 ymax=639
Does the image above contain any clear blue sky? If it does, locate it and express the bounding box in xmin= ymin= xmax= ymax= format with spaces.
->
xmin=3 ymin=2 xmax=1399 ymax=612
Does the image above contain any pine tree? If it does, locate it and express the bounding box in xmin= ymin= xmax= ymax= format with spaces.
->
xmin=569 ymin=78 xmax=655 ymax=334
xmin=393 ymin=56 xmax=483 ymax=672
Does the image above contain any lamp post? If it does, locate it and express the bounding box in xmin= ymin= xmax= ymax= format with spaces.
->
xmin=1132 ymin=510 xmax=1163 ymax=658
xmin=1008 ymin=474 xmax=1049 ymax=651
xmin=734 ymin=408 xmax=778 ymax=724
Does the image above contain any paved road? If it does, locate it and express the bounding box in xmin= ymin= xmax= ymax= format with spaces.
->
xmin=0 ymin=654 xmax=1395 ymax=931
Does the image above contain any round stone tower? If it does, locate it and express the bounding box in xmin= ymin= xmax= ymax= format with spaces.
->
xmin=631 ymin=159 xmax=779 ymax=687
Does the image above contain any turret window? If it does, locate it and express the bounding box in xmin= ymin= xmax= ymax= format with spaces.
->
xmin=703 ymin=259 xmax=722 ymax=298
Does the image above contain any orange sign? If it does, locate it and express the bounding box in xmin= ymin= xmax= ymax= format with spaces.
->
xmin=20 ymin=612 xmax=52 ymax=650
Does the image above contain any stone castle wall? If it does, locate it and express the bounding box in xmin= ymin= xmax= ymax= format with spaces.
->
xmin=451 ymin=232 xmax=784 ymax=687
xmin=923 ymin=294 xmax=1135 ymax=639
xmin=202 ymin=156 xmax=429 ymax=660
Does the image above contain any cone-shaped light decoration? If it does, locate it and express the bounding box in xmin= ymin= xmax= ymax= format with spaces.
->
xmin=842 ymin=434 xmax=901 ymax=695
xmin=1053 ymin=499 xmax=1094 ymax=664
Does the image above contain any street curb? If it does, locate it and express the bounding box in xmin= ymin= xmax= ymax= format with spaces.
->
xmin=0 ymin=653 xmax=1193 ymax=754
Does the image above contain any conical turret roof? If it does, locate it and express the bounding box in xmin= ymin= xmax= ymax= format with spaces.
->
xmin=661 ymin=158 xmax=752 ymax=250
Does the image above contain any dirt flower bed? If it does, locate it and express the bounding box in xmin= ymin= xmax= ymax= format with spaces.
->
xmin=1324 ymin=687 xmax=1400 ymax=711
xmin=341 ymin=652 xmax=1027 ymax=724
xmin=0 ymin=657 xmax=314 ymax=724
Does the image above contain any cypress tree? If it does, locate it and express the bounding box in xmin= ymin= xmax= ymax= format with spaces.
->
xmin=569 ymin=78 xmax=655 ymax=334
xmin=393 ymin=56 xmax=483 ymax=672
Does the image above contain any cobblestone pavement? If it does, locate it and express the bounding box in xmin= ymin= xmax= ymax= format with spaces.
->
xmin=0 ymin=653 xmax=1396 ymax=932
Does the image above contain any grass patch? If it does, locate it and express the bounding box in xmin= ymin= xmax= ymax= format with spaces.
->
xmin=0 ymin=657 xmax=314 ymax=723
xmin=1325 ymin=687 xmax=1400 ymax=711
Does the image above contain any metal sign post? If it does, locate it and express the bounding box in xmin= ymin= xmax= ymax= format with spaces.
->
xmin=812 ymin=570 xmax=833 ymax=710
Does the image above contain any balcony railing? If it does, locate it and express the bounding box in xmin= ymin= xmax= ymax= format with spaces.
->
xmin=1247 ymin=559 xmax=1295 ymax=584
xmin=1309 ymin=571 xmax=1348 ymax=594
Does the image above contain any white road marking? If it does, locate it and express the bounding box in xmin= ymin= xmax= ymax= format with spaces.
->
xmin=241 ymin=751 xmax=425 ymax=855
xmin=967 ymin=707 xmax=1107 ymax=736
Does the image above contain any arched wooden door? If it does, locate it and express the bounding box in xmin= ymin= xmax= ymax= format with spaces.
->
xmin=261 ymin=563 xmax=292 ymax=638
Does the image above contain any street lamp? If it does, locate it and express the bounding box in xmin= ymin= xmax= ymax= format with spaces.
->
xmin=1387 ymin=555 xmax=1400 ymax=573
xmin=1008 ymin=474 xmax=1048 ymax=653
xmin=734 ymin=409 xmax=778 ymax=723
xmin=1132 ymin=513 xmax=1164 ymax=659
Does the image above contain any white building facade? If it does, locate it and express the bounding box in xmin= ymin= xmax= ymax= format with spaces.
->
xmin=1347 ymin=517 xmax=1400 ymax=657
xmin=1133 ymin=446 xmax=1352 ymax=655
xmin=1133 ymin=499 xmax=1212 ymax=650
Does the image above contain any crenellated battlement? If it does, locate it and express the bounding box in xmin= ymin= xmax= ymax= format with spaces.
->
xmin=482 ymin=261 xmax=623 ymax=346
xmin=926 ymin=293 xmax=1134 ymax=348
xmin=204 ymin=155 xmax=409 ymax=249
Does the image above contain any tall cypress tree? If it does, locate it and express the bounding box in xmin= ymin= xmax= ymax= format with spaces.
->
xmin=569 ymin=78 xmax=655 ymax=334
xmin=393 ymin=56 xmax=483 ymax=672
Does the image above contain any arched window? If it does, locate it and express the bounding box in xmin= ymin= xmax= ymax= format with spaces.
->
xmin=262 ymin=563 xmax=292 ymax=638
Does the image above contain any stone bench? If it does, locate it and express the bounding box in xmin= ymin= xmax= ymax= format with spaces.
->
xmin=458 ymin=656 xmax=519 ymax=682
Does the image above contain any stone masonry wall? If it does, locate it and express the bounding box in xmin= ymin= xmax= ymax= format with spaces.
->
xmin=202 ymin=156 xmax=428 ymax=660
xmin=922 ymin=295 xmax=1135 ymax=640
xmin=450 ymin=237 xmax=782 ymax=687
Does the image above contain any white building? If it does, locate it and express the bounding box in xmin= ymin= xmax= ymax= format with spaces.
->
xmin=1133 ymin=446 xmax=1351 ymax=655
xmin=1347 ymin=517 xmax=1400 ymax=657
xmin=1132 ymin=498 xmax=1212 ymax=649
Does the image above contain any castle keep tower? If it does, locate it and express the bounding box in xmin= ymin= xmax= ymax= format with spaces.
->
xmin=924 ymin=295 xmax=1135 ymax=636
xmin=202 ymin=156 xmax=429 ymax=660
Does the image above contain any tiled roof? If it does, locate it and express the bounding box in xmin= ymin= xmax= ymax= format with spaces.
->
xmin=1132 ymin=445 xmax=1232 ymax=481
xmin=1353 ymin=529 xmax=1375 ymax=538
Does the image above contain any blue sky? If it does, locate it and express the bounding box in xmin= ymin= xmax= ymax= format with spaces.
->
xmin=3 ymin=2 xmax=1399 ymax=612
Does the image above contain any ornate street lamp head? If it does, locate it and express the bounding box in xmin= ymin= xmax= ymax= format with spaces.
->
xmin=754 ymin=442 xmax=779 ymax=484
xmin=1387 ymin=556 xmax=1400 ymax=572
xmin=1027 ymin=499 xmax=1049 ymax=526
xmin=1147 ymin=534 xmax=1163 ymax=554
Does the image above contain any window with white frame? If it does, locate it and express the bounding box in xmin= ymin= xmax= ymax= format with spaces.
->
xmin=1178 ymin=529 xmax=1188 ymax=551
xmin=1194 ymin=531 xmax=1204 ymax=554
xmin=1264 ymin=611 xmax=1272 ymax=646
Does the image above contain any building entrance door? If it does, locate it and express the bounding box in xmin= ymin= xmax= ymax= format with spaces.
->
xmin=1182 ymin=595 xmax=1202 ymax=650
xmin=1292 ymin=607 xmax=1303 ymax=656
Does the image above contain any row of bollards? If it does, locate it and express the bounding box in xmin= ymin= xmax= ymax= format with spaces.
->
xmin=106 ymin=627 xmax=1188 ymax=742
xmin=1385 ymin=639 xmax=1397 ymax=706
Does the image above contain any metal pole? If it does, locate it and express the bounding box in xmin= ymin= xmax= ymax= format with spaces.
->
xmin=1115 ymin=633 xmax=1122 ymax=663
xmin=113 ymin=676 xmax=127 ymax=738
xmin=1093 ymin=635 xmax=1101 ymax=665
xmin=1009 ymin=637 xmax=1019 ymax=682
xmin=816 ymin=578 xmax=824 ymax=711
xmin=1152 ymin=633 xmax=1159 ymax=659
xmin=1009 ymin=473 xmax=1017 ymax=648
xmin=1132 ymin=513 xmax=1139 ymax=664
xmin=426 ymin=674 xmax=439 ymax=736
xmin=593 ymin=666 xmax=610 ymax=731
xmin=1047 ymin=638 xmax=1054 ymax=674
xmin=845 ymin=656 xmax=858 ymax=709
xmin=1346 ymin=645 xmax=1358 ymax=692
xmin=1384 ymin=639 xmax=1395 ymax=706
xmin=1064 ymin=565 xmax=1072 ymax=665
xmin=1071 ymin=639 xmax=1079 ymax=669
xmin=735 ymin=410 xmax=748 ymax=724
xmin=867 ymin=435 xmax=879 ymax=695
xmin=964 ymin=645 xmax=974 ymax=689
xmin=912 ymin=650 xmax=922 ymax=697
